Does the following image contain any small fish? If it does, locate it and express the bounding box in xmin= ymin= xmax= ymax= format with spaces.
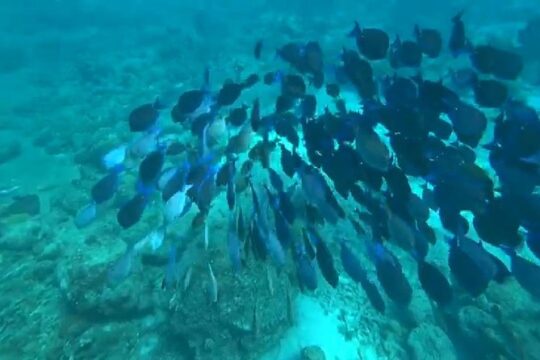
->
xmin=254 ymin=40 xmax=263 ymax=60
xmin=227 ymin=213 xmax=242 ymax=272
xmin=102 ymin=145 xmax=127 ymax=171
xmin=204 ymin=220 xmax=209 ymax=251
xmin=414 ymin=25 xmax=442 ymax=58
xmin=293 ymin=240 xmax=318 ymax=291
xmin=75 ymin=202 xmax=97 ymax=229
xmin=162 ymin=245 xmax=178 ymax=290
xmin=164 ymin=184 xmax=193 ymax=224
xmin=183 ymin=266 xmax=193 ymax=292
xmin=107 ymin=245 xmax=137 ymax=285
xmin=268 ymin=168 xmax=284 ymax=192
xmin=207 ymin=263 xmax=218 ymax=303
xmin=449 ymin=11 xmax=469 ymax=57
xmin=266 ymin=265 xmax=275 ymax=295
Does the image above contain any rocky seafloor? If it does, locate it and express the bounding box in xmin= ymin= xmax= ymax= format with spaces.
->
xmin=1 ymin=1 xmax=540 ymax=359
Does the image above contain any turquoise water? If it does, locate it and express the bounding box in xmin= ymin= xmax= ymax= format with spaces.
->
xmin=1 ymin=1 xmax=540 ymax=359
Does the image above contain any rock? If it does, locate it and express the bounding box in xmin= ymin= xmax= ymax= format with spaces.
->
xmin=301 ymin=345 xmax=326 ymax=360
xmin=407 ymin=323 xmax=456 ymax=360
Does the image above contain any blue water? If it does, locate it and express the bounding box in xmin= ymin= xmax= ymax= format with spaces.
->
xmin=1 ymin=1 xmax=540 ymax=359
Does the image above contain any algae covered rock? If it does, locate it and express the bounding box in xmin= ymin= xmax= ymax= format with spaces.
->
xmin=167 ymin=252 xmax=296 ymax=360
xmin=407 ymin=323 xmax=456 ymax=360
xmin=301 ymin=345 xmax=326 ymax=360
xmin=56 ymin=260 xmax=157 ymax=320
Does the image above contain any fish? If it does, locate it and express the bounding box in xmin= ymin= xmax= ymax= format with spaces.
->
xmin=502 ymin=247 xmax=540 ymax=298
xmin=164 ymin=184 xmax=194 ymax=224
xmin=227 ymin=212 xmax=242 ymax=272
xmin=306 ymin=228 xmax=339 ymax=288
xmin=117 ymin=194 xmax=147 ymax=229
xmin=280 ymin=144 xmax=300 ymax=178
xmin=128 ymin=102 xmax=160 ymax=132
xmin=207 ymin=263 xmax=218 ymax=303
xmin=75 ymin=202 xmax=97 ymax=229
xmin=217 ymin=82 xmax=245 ymax=107
xmin=226 ymin=105 xmax=249 ymax=127
xmin=226 ymin=161 xmax=237 ymax=211
xmin=237 ymin=206 xmax=246 ymax=242
xmin=340 ymin=48 xmax=376 ymax=99
xmin=138 ymin=149 xmax=165 ymax=192
xmin=204 ymin=219 xmax=209 ymax=250
xmin=389 ymin=36 xmax=423 ymax=68
xmin=414 ymin=25 xmax=442 ymax=58
xmin=470 ymin=45 xmax=523 ymax=81
xmin=348 ymin=21 xmax=389 ymax=60
xmin=91 ymin=172 xmax=119 ymax=205
xmin=472 ymin=78 xmax=508 ymax=108
xmin=355 ymin=124 xmax=391 ymax=172
xmin=417 ymin=260 xmax=453 ymax=306
xmin=254 ymin=40 xmax=263 ymax=60
xmin=107 ymin=245 xmax=137 ymax=285
xmin=447 ymin=234 xmax=491 ymax=296
xmin=102 ymin=145 xmax=127 ymax=171
xmin=340 ymin=241 xmax=385 ymax=313
xmin=326 ymin=83 xmax=340 ymax=98
xmin=449 ymin=11 xmax=469 ymax=56
xmin=162 ymin=245 xmax=178 ymax=290
xmin=372 ymin=242 xmax=412 ymax=305
xmin=293 ymin=239 xmax=318 ymax=291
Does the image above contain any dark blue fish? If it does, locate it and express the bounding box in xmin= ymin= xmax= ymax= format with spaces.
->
xmin=306 ymin=228 xmax=339 ymax=288
xmin=341 ymin=241 xmax=386 ymax=313
xmin=414 ymin=25 xmax=442 ymax=58
xmin=348 ymin=21 xmax=389 ymax=60
xmin=417 ymin=260 xmax=453 ymax=306
xmin=470 ymin=45 xmax=523 ymax=81
xmin=502 ymin=247 xmax=540 ymax=298
xmin=444 ymin=100 xmax=487 ymax=148
xmin=162 ymin=163 xmax=190 ymax=202
xmin=389 ymin=36 xmax=423 ymax=68
xmin=372 ymin=243 xmax=412 ymax=305
xmin=275 ymin=209 xmax=292 ymax=249
xmin=280 ymin=144 xmax=300 ymax=178
xmin=138 ymin=149 xmax=165 ymax=190
xmin=526 ymin=230 xmax=540 ymax=260
xmin=447 ymin=235 xmax=490 ymax=296
xmin=226 ymin=158 xmax=237 ymax=211
xmin=449 ymin=11 xmax=469 ymax=57
xmin=254 ymin=40 xmax=263 ymax=59
xmin=162 ymin=245 xmax=178 ymax=290
xmin=250 ymin=218 xmax=268 ymax=261
xmin=268 ymin=168 xmax=284 ymax=192
xmin=128 ymin=102 xmax=159 ymax=132
xmin=473 ymin=78 xmax=508 ymax=108
xmin=227 ymin=212 xmax=242 ymax=272
xmin=237 ymin=205 xmax=246 ymax=242
xmin=91 ymin=172 xmax=119 ymax=205
xmin=293 ymin=240 xmax=318 ymax=291
xmin=117 ymin=194 xmax=147 ymax=229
